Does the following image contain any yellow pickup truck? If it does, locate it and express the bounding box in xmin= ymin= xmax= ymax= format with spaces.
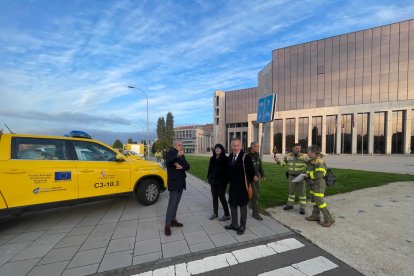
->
xmin=0 ymin=132 xmax=167 ymax=219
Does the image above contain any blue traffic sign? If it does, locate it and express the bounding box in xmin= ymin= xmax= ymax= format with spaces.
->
xmin=257 ymin=94 xmax=276 ymax=123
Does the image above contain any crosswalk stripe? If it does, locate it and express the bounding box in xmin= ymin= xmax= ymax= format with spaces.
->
xmin=133 ymin=238 xmax=305 ymax=276
xmin=258 ymin=256 xmax=338 ymax=276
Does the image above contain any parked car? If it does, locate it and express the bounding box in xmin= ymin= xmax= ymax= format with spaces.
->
xmin=0 ymin=131 xmax=167 ymax=219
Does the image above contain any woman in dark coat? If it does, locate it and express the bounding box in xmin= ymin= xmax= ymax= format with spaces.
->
xmin=207 ymin=144 xmax=231 ymax=221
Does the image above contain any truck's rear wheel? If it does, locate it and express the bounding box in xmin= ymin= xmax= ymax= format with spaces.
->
xmin=137 ymin=179 xmax=160 ymax=205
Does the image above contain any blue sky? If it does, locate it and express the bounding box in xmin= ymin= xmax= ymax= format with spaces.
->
xmin=0 ymin=0 xmax=412 ymax=144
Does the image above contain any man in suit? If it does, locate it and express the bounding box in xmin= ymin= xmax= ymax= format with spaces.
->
xmin=165 ymin=139 xmax=190 ymax=236
xmin=225 ymin=138 xmax=256 ymax=235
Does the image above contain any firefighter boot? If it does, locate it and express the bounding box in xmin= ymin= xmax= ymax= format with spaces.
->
xmin=320 ymin=208 xmax=335 ymax=227
xmin=306 ymin=205 xmax=320 ymax=221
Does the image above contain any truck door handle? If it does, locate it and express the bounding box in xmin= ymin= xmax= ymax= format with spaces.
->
xmin=79 ymin=169 xmax=94 ymax=173
xmin=4 ymin=169 xmax=26 ymax=174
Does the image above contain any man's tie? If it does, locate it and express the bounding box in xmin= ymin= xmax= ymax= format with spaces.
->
xmin=232 ymin=154 xmax=237 ymax=165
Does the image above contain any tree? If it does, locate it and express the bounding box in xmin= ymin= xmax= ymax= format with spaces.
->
xmin=127 ymin=138 xmax=135 ymax=144
xmin=112 ymin=139 xmax=123 ymax=149
xmin=165 ymin=112 xmax=174 ymax=149
xmin=156 ymin=117 xmax=166 ymax=151
xmin=151 ymin=140 xmax=158 ymax=153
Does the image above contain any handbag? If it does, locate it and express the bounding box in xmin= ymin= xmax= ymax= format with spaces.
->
xmin=242 ymin=154 xmax=253 ymax=199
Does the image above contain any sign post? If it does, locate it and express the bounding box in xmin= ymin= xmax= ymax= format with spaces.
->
xmin=256 ymin=94 xmax=277 ymax=159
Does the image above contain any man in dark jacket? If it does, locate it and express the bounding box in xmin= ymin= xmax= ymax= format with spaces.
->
xmin=225 ymin=138 xmax=256 ymax=235
xmin=165 ymin=140 xmax=190 ymax=236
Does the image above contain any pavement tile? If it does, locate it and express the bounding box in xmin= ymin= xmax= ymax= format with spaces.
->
xmin=160 ymin=229 xmax=184 ymax=244
xmin=248 ymin=225 xmax=278 ymax=238
xmin=98 ymin=250 xmax=133 ymax=272
xmin=209 ymin=232 xmax=237 ymax=247
xmin=67 ymin=247 xmax=106 ymax=269
xmin=65 ymin=226 xmax=94 ymax=237
xmin=0 ymin=258 xmax=41 ymax=276
xmin=189 ymin=241 xmax=216 ymax=253
xmin=39 ymin=245 xmax=80 ymax=265
xmin=7 ymin=231 xmax=46 ymax=244
xmin=61 ymin=263 xmax=99 ymax=276
xmin=30 ymin=232 xmax=66 ymax=246
xmin=162 ymin=240 xmax=190 ymax=258
xmin=79 ymin=236 xmax=111 ymax=251
xmin=107 ymin=237 xmax=135 ymax=253
xmin=27 ymin=260 xmax=69 ymax=276
xmin=134 ymin=238 xmax=161 ymax=256
xmin=184 ymin=230 xmax=211 ymax=245
xmin=234 ymin=233 xmax=259 ymax=243
xmin=132 ymin=252 xmax=162 ymax=265
xmin=0 ymin=241 xmax=31 ymax=256
xmin=88 ymin=222 xmax=117 ymax=238
xmin=181 ymin=222 xmax=204 ymax=234
xmin=135 ymin=228 xmax=159 ymax=241
xmin=112 ymin=220 xmax=138 ymax=239
xmin=203 ymin=223 xmax=227 ymax=235
xmin=139 ymin=207 xmax=158 ymax=219
xmin=55 ymin=234 xmax=88 ymax=248
xmin=11 ymin=243 xmax=55 ymax=261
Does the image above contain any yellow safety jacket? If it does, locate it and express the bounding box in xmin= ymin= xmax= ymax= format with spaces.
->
xmin=277 ymin=152 xmax=308 ymax=175
xmin=306 ymin=157 xmax=327 ymax=183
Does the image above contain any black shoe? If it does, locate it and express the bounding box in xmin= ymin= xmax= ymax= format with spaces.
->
xmin=252 ymin=213 xmax=263 ymax=221
xmin=224 ymin=224 xmax=239 ymax=231
xmin=283 ymin=205 xmax=294 ymax=211
xmin=300 ymin=208 xmax=306 ymax=215
xmin=164 ymin=225 xmax=171 ymax=236
xmin=209 ymin=214 xmax=218 ymax=220
xmin=237 ymin=226 xmax=245 ymax=235
xmin=171 ymin=219 xmax=183 ymax=227
xmin=219 ymin=215 xmax=231 ymax=221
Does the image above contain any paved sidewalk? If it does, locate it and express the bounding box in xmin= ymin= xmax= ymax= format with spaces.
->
xmin=267 ymin=181 xmax=414 ymax=276
xmin=0 ymin=174 xmax=291 ymax=276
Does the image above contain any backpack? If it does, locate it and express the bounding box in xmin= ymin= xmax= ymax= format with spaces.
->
xmin=324 ymin=164 xmax=336 ymax=186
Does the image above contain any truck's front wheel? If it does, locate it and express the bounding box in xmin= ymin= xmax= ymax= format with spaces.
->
xmin=137 ymin=179 xmax=160 ymax=205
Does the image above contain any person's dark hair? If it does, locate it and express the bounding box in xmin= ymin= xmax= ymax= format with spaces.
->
xmin=308 ymin=145 xmax=321 ymax=154
xmin=293 ymin=143 xmax=301 ymax=147
xmin=212 ymin=144 xmax=226 ymax=158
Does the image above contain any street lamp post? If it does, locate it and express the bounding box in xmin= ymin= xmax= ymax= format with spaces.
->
xmin=128 ymin=86 xmax=150 ymax=159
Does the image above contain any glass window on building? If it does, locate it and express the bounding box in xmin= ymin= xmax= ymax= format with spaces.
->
xmin=242 ymin=132 xmax=248 ymax=152
xmin=341 ymin=114 xmax=353 ymax=154
xmin=286 ymin=118 xmax=295 ymax=153
xmin=273 ymin=120 xmax=282 ymax=154
xmin=326 ymin=115 xmax=337 ymax=154
xmin=311 ymin=116 xmax=322 ymax=148
xmin=374 ymin=112 xmax=386 ymax=154
xmin=357 ymin=113 xmax=369 ymax=154
xmin=392 ymin=110 xmax=405 ymax=154
xmin=298 ymin=117 xmax=309 ymax=150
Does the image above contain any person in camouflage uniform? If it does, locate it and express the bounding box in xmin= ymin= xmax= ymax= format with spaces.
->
xmin=305 ymin=145 xmax=335 ymax=227
xmin=274 ymin=143 xmax=308 ymax=214
xmin=247 ymin=142 xmax=266 ymax=221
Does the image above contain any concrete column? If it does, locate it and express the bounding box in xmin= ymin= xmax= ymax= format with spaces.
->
xmin=352 ymin=113 xmax=357 ymax=154
xmin=368 ymin=111 xmax=374 ymax=155
xmin=405 ymin=109 xmax=411 ymax=154
xmin=282 ymin=118 xmax=286 ymax=154
xmin=322 ymin=115 xmax=327 ymax=154
xmin=294 ymin=117 xmax=299 ymax=143
xmin=308 ymin=116 xmax=312 ymax=147
xmin=386 ymin=111 xmax=392 ymax=154
xmin=258 ymin=124 xmax=263 ymax=151
xmin=270 ymin=121 xmax=274 ymax=154
xmin=336 ymin=114 xmax=342 ymax=154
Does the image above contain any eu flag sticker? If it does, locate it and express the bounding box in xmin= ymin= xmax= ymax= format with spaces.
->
xmin=55 ymin=171 xmax=71 ymax=181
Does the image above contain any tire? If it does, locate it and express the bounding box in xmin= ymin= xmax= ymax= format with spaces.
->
xmin=136 ymin=179 xmax=160 ymax=205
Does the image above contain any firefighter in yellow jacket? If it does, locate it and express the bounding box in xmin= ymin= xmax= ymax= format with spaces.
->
xmin=305 ymin=145 xmax=335 ymax=227
xmin=274 ymin=143 xmax=309 ymax=214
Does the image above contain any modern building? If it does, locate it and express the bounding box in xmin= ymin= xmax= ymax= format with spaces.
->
xmin=214 ymin=19 xmax=414 ymax=155
xmin=174 ymin=124 xmax=214 ymax=154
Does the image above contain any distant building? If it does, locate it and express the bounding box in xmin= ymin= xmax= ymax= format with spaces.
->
xmin=214 ymin=19 xmax=414 ymax=155
xmin=174 ymin=124 xmax=214 ymax=154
